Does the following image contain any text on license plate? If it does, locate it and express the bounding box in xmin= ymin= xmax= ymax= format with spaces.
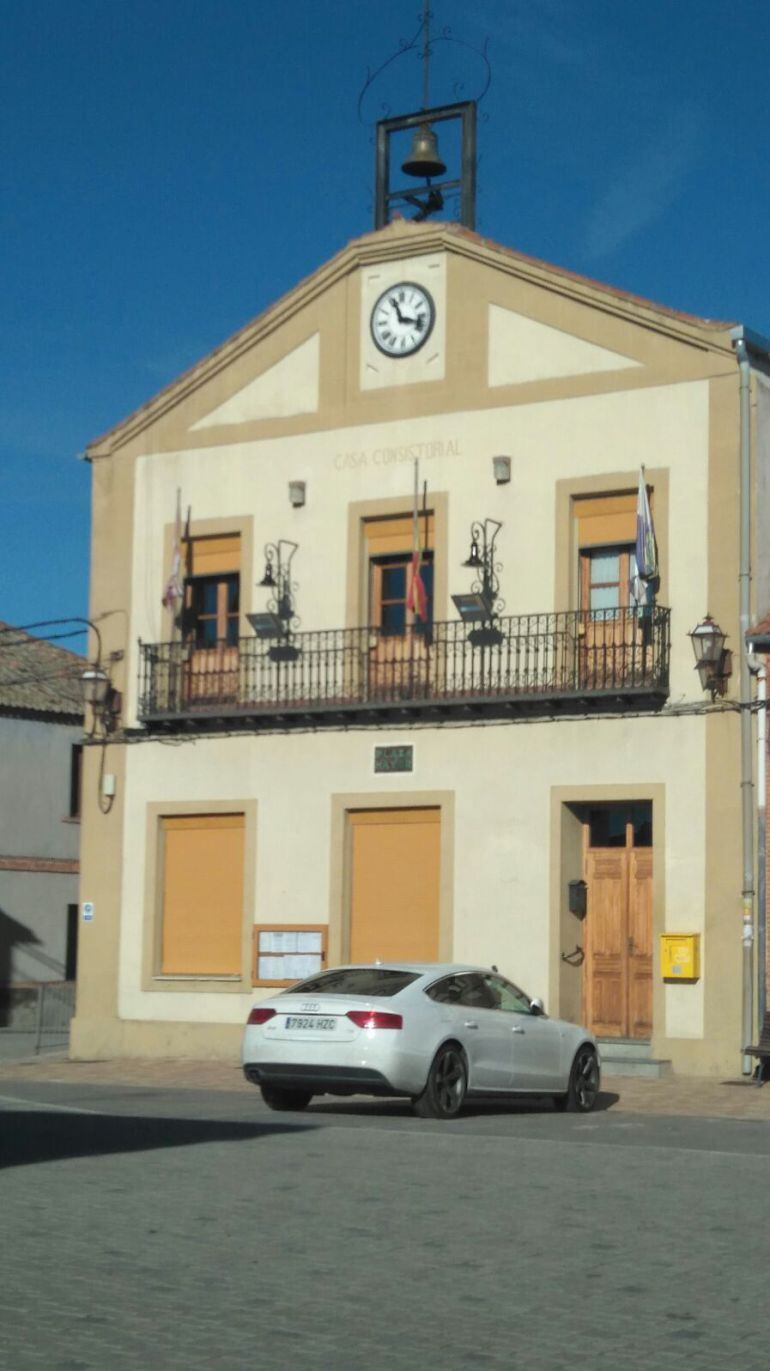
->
xmin=284 ymin=1015 xmax=337 ymax=1031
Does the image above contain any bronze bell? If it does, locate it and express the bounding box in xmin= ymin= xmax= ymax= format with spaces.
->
xmin=402 ymin=124 xmax=446 ymax=180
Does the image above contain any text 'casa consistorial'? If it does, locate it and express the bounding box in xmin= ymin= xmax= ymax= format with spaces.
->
xmin=333 ymin=438 xmax=461 ymax=471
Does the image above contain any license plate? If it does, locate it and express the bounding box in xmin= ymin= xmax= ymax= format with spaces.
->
xmin=284 ymin=1015 xmax=336 ymax=1031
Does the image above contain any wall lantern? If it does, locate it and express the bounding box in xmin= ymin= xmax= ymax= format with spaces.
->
xmin=79 ymin=611 xmax=123 ymax=740
xmin=492 ymin=455 xmax=511 ymax=485
xmin=688 ymin=614 xmax=732 ymax=699
xmin=81 ymin=666 xmax=110 ymax=708
xmin=252 ymin=539 xmax=301 ymax=662
xmin=80 ymin=666 xmax=122 ymax=734
xmin=452 ymin=519 xmax=504 ymax=646
xmin=288 ymin=480 xmax=306 ymax=508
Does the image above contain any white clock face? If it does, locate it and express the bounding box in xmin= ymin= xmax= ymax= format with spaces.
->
xmin=370 ymin=282 xmax=435 ymax=357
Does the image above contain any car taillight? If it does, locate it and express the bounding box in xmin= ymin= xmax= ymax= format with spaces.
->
xmin=346 ymin=1010 xmax=403 ymax=1030
xmin=247 ymin=1007 xmax=276 ymax=1025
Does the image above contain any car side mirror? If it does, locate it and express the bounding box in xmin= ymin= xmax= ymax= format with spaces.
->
xmin=529 ymin=997 xmax=545 ymax=1017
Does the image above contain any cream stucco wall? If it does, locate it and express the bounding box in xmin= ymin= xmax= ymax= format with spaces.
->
xmin=128 ymin=379 xmax=710 ymax=724
xmin=75 ymin=224 xmax=747 ymax=1076
xmin=118 ymin=715 xmax=707 ymax=1044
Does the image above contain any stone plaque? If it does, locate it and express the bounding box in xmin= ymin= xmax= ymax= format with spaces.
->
xmin=374 ymin=745 xmax=414 ymax=774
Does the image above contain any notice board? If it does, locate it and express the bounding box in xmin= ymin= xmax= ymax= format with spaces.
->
xmin=251 ymin=924 xmax=327 ymax=987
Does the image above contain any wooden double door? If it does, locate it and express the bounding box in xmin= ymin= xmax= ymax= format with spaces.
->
xmin=583 ymin=809 xmax=653 ymax=1039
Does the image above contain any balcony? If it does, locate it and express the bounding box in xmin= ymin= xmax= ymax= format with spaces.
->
xmin=136 ymin=607 xmax=670 ymax=732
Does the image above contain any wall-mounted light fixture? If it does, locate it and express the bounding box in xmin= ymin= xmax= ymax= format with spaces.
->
xmin=688 ymin=614 xmax=732 ymax=699
xmin=492 ymin=455 xmax=511 ymax=485
xmin=80 ymin=666 xmax=122 ymax=734
xmin=288 ymin=480 xmax=306 ymax=508
xmin=250 ymin=540 xmax=301 ymax=662
xmin=452 ymin=519 xmax=504 ymax=645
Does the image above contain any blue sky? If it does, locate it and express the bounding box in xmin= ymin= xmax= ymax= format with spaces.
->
xmin=3 ymin=0 xmax=769 ymax=640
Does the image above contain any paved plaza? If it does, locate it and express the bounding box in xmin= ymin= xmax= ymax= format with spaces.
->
xmin=2 ymin=1056 xmax=770 ymax=1370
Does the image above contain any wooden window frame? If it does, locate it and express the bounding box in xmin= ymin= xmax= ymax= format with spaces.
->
xmin=184 ymin=571 xmax=240 ymax=647
xmin=369 ymin=550 xmax=435 ymax=634
xmin=579 ymin=543 xmax=637 ymax=613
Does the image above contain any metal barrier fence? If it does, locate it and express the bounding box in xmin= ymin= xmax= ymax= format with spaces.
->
xmin=0 ymin=981 xmax=75 ymax=1055
xmin=32 ymin=981 xmax=76 ymax=1053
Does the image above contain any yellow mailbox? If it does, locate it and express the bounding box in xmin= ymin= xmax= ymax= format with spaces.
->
xmin=661 ymin=933 xmax=700 ymax=982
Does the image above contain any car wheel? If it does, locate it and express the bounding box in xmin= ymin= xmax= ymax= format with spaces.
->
xmin=413 ymin=1044 xmax=467 ymax=1120
xmin=554 ymin=1046 xmax=600 ymax=1113
xmin=260 ymin=1084 xmax=313 ymax=1111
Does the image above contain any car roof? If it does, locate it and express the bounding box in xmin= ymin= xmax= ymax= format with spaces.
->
xmin=331 ymin=962 xmax=489 ymax=978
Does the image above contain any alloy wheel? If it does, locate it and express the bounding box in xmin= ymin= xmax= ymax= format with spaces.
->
xmin=575 ymin=1050 xmax=599 ymax=1110
xmin=435 ymin=1047 xmax=466 ymax=1114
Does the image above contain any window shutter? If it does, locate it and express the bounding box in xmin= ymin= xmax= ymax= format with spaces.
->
xmin=160 ymin=813 xmax=244 ymax=975
xmin=188 ymin=534 xmax=241 ymax=576
xmin=575 ymin=493 xmax=637 ymax=548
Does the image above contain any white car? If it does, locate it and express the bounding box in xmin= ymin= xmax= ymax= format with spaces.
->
xmin=242 ymin=963 xmax=600 ymax=1119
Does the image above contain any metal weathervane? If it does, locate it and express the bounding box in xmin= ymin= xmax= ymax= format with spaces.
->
xmin=358 ymin=2 xmax=491 ymax=229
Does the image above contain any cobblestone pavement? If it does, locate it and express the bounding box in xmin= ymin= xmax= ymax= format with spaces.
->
xmin=2 ymin=1064 xmax=770 ymax=1371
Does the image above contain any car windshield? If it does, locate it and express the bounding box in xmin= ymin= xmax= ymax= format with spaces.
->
xmin=284 ymin=967 xmax=420 ymax=998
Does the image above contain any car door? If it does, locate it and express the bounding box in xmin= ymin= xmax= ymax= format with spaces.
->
xmin=481 ymin=974 xmax=564 ymax=1091
xmin=427 ymin=974 xmax=514 ymax=1092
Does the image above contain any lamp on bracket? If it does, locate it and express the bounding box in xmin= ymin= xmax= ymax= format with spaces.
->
xmin=452 ymin=518 xmax=504 ymax=646
xmin=78 ymin=624 xmax=122 ymax=736
xmin=249 ymin=539 xmax=301 ymax=663
xmin=688 ymin=614 xmax=732 ymax=699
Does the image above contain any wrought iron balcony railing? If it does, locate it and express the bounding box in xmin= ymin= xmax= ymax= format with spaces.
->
xmin=136 ymin=608 xmax=665 ymax=729
xmin=137 ymin=606 xmax=670 ymax=730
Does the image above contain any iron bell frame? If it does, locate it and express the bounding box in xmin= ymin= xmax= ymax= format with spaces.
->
xmin=374 ymin=100 xmax=477 ymax=230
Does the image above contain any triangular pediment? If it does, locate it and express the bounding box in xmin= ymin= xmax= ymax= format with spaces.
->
xmin=488 ymin=305 xmax=641 ymax=388
xmin=87 ymin=220 xmax=735 ymax=458
xmin=191 ymin=333 xmax=319 ymax=428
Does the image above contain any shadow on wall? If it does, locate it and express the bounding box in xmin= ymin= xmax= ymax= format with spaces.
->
xmin=0 ymin=908 xmax=41 ymax=1026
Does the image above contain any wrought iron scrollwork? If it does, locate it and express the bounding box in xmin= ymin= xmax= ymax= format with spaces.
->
xmin=464 ymin=518 xmax=504 ymax=618
xmin=259 ymin=540 xmax=300 ymax=635
xmin=357 ymin=7 xmax=491 ymax=127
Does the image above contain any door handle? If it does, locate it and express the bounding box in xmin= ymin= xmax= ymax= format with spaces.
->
xmin=464 ymin=1020 xmax=479 ymax=1029
xmin=511 ymin=1026 xmax=526 ymax=1034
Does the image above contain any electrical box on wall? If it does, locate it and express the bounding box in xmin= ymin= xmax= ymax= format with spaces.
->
xmin=661 ymin=933 xmax=700 ymax=982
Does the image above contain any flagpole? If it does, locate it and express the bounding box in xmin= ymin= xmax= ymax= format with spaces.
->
xmin=413 ymin=458 xmax=419 ymax=555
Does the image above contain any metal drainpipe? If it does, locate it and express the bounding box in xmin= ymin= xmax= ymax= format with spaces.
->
xmin=735 ymin=337 xmax=755 ymax=1073
xmin=757 ymin=661 xmax=767 ymax=1030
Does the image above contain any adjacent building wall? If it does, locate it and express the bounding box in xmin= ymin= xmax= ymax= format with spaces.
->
xmin=0 ymin=714 xmax=81 ymax=1016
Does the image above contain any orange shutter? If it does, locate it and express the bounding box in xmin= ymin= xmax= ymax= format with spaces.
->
xmin=348 ymin=808 xmax=440 ymax=962
xmin=160 ymin=813 xmax=245 ymax=975
xmin=575 ymin=493 xmax=637 ymax=548
xmin=189 ymin=533 xmax=241 ymax=576
xmin=364 ymin=514 xmax=434 ymax=558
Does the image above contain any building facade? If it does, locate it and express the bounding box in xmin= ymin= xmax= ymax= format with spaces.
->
xmin=0 ymin=624 xmax=83 ymax=1025
xmin=71 ymin=220 xmax=770 ymax=1075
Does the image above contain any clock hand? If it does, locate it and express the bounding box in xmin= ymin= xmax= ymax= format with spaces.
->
xmin=389 ymin=296 xmax=407 ymax=325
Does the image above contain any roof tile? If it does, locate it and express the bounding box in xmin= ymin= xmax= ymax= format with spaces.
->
xmin=0 ymin=622 xmax=85 ymax=718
